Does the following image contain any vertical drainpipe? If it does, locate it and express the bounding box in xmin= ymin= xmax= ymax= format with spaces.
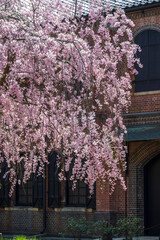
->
xmin=125 ymin=144 xmax=129 ymax=240
xmin=74 ymin=0 xmax=78 ymax=17
xmin=41 ymin=163 xmax=46 ymax=234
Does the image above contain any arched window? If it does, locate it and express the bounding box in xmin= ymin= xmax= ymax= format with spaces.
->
xmin=134 ymin=29 xmax=160 ymax=92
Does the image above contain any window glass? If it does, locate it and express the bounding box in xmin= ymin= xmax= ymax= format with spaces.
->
xmin=134 ymin=30 xmax=160 ymax=92
xmin=16 ymin=177 xmax=33 ymax=206
xmin=48 ymin=151 xmax=61 ymax=208
xmin=16 ymin=173 xmax=43 ymax=207
xmin=0 ymin=158 xmax=10 ymax=207
xmin=66 ymin=180 xmax=87 ymax=207
xmin=66 ymin=164 xmax=96 ymax=208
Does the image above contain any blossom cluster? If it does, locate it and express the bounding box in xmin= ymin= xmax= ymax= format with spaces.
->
xmin=0 ymin=0 xmax=140 ymax=195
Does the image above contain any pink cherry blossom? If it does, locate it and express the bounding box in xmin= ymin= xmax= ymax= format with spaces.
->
xmin=0 ymin=0 xmax=140 ymax=195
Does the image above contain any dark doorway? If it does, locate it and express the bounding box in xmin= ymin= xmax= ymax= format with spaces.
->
xmin=144 ymin=154 xmax=160 ymax=236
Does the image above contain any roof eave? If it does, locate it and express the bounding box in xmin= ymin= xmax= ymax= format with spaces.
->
xmin=125 ymin=1 xmax=160 ymax=13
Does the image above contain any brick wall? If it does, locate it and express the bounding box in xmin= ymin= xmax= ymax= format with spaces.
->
xmin=127 ymin=7 xmax=160 ymax=114
xmin=98 ymin=6 xmax=160 ymax=224
xmin=129 ymin=93 xmax=160 ymax=113
xmin=104 ymin=6 xmax=160 ymax=233
xmin=0 ymin=208 xmax=118 ymax=235
xmin=0 ymin=208 xmax=43 ymax=234
xmin=125 ymin=6 xmax=160 ymax=227
xmin=127 ymin=140 xmax=160 ymax=230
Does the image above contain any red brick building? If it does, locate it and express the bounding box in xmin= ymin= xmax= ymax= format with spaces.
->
xmin=0 ymin=0 xmax=160 ymax=237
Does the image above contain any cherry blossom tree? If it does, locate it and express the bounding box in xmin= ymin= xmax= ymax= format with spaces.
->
xmin=0 ymin=0 xmax=141 ymax=195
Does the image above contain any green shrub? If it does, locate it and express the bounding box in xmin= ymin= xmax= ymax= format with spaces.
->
xmin=60 ymin=217 xmax=113 ymax=240
xmin=14 ymin=236 xmax=27 ymax=240
xmin=13 ymin=236 xmax=36 ymax=240
xmin=60 ymin=216 xmax=142 ymax=240
xmin=91 ymin=220 xmax=113 ymax=240
xmin=113 ymin=217 xmax=142 ymax=240
xmin=60 ymin=217 xmax=88 ymax=240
